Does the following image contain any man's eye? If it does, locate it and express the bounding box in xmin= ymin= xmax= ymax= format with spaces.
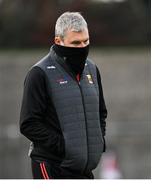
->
xmin=84 ymin=40 xmax=89 ymax=44
xmin=72 ymin=41 xmax=81 ymax=45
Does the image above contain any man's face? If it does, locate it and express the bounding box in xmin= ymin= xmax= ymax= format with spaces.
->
xmin=55 ymin=28 xmax=89 ymax=48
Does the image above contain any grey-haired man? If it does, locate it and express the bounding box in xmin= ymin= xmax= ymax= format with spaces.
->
xmin=20 ymin=12 xmax=107 ymax=179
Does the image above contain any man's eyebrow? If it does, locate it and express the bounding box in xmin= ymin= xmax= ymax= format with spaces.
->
xmin=71 ymin=38 xmax=89 ymax=44
xmin=71 ymin=40 xmax=81 ymax=44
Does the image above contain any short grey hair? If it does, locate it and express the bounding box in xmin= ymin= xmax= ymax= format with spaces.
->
xmin=55 ymin=12 xmax=88 ymax=38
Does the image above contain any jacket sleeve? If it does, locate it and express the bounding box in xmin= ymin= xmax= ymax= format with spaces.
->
xmin=20 ymin=66 xmax=63 ymax=150
xmin=96 ymin=66 xmax=107 ymax=152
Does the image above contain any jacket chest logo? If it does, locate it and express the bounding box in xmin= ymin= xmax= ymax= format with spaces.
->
xmin=56 ymin=75 xmax=93 ymax=85
xmin=56 ymin=77 xmax=68 ymax=85
xmin=86 ymin=74 xmax=93 ymax=84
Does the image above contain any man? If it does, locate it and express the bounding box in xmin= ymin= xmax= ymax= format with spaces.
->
xmin=20 ymin=12 xmax=107 ymax=179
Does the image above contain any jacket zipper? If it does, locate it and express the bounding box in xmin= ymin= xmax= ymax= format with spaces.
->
xmin=52 ymin=54 xmax=89 ymax=172
xmin=76 ymin=78 xmax=89 ymax=174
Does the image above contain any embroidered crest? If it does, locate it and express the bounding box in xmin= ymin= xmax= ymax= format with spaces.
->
xmin=86 ymin=74 xmax=93 ymax=84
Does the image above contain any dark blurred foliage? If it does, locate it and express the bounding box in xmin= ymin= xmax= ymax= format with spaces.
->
xmin=0 ymin=0 xmax=151 ymax=47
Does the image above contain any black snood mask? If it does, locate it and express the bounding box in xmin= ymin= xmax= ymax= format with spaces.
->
xmin=53 ymin=44 xmax=89 ymax=75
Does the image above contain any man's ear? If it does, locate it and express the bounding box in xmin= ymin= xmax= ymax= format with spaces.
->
xmin=54 ymin=36 xmax=62 ymax=45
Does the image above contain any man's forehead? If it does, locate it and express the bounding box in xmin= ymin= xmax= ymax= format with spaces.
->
xmin=64 ymin=29 xmax=89 ymax=40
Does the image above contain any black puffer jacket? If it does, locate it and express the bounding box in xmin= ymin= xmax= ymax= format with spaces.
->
xmin=20 ymin=46 xmax=107 ymax=173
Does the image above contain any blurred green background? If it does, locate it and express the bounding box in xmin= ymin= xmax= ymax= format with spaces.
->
xmin=0 ymin=0 xmax=151 ymax=178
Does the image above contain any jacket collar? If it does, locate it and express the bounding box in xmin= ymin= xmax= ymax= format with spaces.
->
xmin=49 ymin=45 xmax=78 ymax=80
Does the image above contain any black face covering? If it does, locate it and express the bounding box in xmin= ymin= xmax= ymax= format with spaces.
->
xmin=53 ymin=44 xmax=89 ymax=75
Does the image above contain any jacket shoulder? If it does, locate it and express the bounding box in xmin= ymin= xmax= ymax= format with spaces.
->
xmin=86 ymin=58 xmax=97 ymax=73
xmin=33 ymin=53 xmax=52 ymax=70
xmin=86 ymin=58 xmax=96 ymax=66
